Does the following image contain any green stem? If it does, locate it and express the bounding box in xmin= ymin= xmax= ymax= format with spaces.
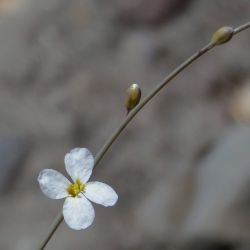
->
xmin=94 ymin=42 xmax=215 ymax=167
xmin=38 ymin=22 xmax=249 ymax=249
xmin=234 ymin=22 xmax=250 ymax=35
xmin=39 ymin=213 xmax=64 ymax=250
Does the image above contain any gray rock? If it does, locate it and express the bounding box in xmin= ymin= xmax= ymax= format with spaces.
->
xmin=113 ymin=0 xmax=191 ymax=25
xmin=0 ymin=136 xmax=30 ymax=192
xmin=181 ymin=126 xmax=250 ymax=241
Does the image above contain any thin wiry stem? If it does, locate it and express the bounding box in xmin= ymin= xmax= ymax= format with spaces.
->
xmin=234 ymin=22 xmax=250 ymax=35
xmin=39 ymin=213 xmax=64 ymax=249
xmin=38 ymin=22 xmax=249 ymax=249
xmin=93 ymin=42 xmax=215 ymax=167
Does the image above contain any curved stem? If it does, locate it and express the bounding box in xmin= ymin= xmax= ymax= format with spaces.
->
xmin=94 ymin=42 xmax=215 ymax=167
xmin=38 ymin=22 xmax=249 ymax=249
xmin=39 ymin=213 xmax=64 ymax=249
xmin=234 ymin=22 xmax=250 ymax=35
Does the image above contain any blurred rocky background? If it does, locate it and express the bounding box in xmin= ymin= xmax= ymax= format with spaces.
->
xmin=0 ymin=0 xmax=249 ymax=249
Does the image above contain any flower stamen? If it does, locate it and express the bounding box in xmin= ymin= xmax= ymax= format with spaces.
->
xmin=67 ymin=179 xmax=85 ymax=197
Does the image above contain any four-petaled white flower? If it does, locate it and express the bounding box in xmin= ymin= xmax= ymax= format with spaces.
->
xmin=38 ymin=148 xmax=118 ymax=230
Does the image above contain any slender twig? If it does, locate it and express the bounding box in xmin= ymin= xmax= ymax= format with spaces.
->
xmin=38 ymin=22 xmax=249 ymax=249
xmin=39 ymin=213 xmax=64 ymax=249
xmin=93 ymin=42 xmax=215 ymax=167
xmin=234 ymin=22 xmax=250 ymax=35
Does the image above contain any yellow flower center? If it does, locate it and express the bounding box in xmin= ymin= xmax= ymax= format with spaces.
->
xmin=67 ymin=179 xmax=85 ymax=197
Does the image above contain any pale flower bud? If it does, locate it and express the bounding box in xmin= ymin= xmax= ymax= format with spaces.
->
xmin=212 ymin=26 xmax=234 ymax=45
xmin=126 ymin=83 xmax=141 ymax=114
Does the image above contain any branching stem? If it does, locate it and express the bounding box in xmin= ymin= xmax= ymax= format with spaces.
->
xmin=38 ymin=22 xmax=249 ymax=249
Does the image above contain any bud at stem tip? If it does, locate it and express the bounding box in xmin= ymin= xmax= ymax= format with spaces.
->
xmin=212 ymin=26 xmax=234 ymax=45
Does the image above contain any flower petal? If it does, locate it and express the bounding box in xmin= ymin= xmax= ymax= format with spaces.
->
xmin=85 ymin=181 xmax=118 ymax=207
xmin=63 ymin=195 xmax=95 ymax=230
xmin=64 ymin=148 xmax=94 ymax=183
xmin=38 ymin=169 xmax=70 ymax=199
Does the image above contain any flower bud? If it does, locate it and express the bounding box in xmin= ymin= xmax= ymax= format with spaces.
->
xmin=212 ymin=26 xmax=234 ymax=45
xmin=126 ymin=83 xmax=141 ymax=114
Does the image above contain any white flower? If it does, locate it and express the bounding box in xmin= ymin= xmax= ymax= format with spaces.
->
xmin=38 ymin=148 xmax=118 ymax=230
